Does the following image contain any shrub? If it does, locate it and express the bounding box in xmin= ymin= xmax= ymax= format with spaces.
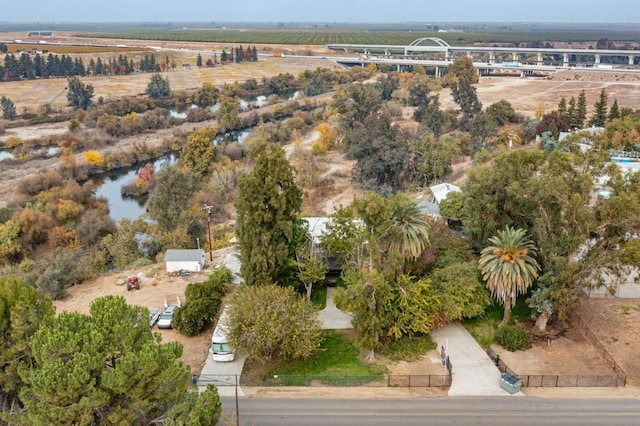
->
xmin=173 ymin=298 xmax=220 ymax=336
xmin=497 ymin=324 xmax=528 ymax=352
xmin=173 ymin=266 xmax=231 ymax=336
xmin=84 ymin=150 xmax=105 ymax=167
xmin=68 ymin=119 xmax=80 ymax=132
xmin=18 ymin=170 xmax=63 ymax=196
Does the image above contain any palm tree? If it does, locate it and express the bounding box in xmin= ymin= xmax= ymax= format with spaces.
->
xmin=386 ymin=195 xmax=430 ymax=262
xmin=478 ymin=226 xmax=540 ymax=327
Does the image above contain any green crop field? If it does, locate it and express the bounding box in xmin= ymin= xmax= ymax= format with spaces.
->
xmin=75 ymin=26 xmax=640 ymax=47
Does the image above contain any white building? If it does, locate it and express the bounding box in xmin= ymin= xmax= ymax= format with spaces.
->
xmin=165 ymin=249 xmax=206 ymax=273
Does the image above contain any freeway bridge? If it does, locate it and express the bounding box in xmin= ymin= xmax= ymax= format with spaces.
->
xmin=327 ymin=37 xmax=640 ymax=75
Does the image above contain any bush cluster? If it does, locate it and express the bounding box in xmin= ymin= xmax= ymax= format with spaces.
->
xmin=497 ymin=323 xmax=529 ymax=352
xmin=172 ymin=266 xmax=231 ymax=336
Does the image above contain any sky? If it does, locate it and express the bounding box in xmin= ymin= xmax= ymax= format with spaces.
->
xmin=2 ymin=0 xmax=639 ymax=23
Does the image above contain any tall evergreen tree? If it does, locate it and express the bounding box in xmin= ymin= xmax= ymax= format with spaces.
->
xmin=0 ymin=96 xmax=17 ymax=120
xmin=557 ymin=97 xmax=567 ymax=115
xmin=608 ymin=98 xmax=620 ymax=121
xmin=452 ymin=79 xmax=482 ymax=127
xmin=66 ymin=76 xmax=94 ymax=110
xmin=589 ymin=88 xmax=608 ymax=127
xmin=235 ymin=142 xmax=303 ymax=286
xmin=576 ymin=90 xmax=588 ymax=128
xmin=566 ymin=96 xmax=577 ymax=129
xmin=145 ymin=73 xmax=171 ymax=99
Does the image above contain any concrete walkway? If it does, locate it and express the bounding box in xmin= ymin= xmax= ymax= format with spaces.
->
xmin=197 ymin=353 xmax=246 ymax=397
xmin=317 ymin=287 xmax=353 ymax=329
xmin=430 ymin=322 xmax=523 ymax=396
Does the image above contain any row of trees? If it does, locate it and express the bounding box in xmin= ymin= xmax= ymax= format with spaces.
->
xmin=0 ymin=52 xmax=171 ymax=82
xmin=196 ymin=45 xmax=259 ymax=66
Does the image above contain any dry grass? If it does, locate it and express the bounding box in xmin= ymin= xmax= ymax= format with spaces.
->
xmin=0 ymin=58 xmax=337 ymax=112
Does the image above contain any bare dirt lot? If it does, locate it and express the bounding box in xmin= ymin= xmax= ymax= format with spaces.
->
xmin=441 ymin=70 xmax=640 ymax=118
xmin=52 ymin=247 xmax=237 ymax=376
xmin=577 ymin=297 xmax=640 ymax=385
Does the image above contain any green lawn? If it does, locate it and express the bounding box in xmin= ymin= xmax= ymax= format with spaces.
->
xmin=378 ymin=334 xmax=437 ymax=362
xmin=462 ymin=301 xmax=531 ymax=349
xmin=310 ymin=286 xmax=327 ymax=311
xmin=269 ymin=330 xmax=386 ymax=376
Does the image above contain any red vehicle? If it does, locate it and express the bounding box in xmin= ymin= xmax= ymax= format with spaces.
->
xmin=127 ymin=276 xmax=140 ymax=291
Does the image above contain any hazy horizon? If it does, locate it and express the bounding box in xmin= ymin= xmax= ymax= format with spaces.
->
xmin=2 ymin=1 xmax=640 ymax=24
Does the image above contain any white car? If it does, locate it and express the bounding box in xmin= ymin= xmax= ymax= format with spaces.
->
xmin=157 ymin=305 xmax=178 ymax=329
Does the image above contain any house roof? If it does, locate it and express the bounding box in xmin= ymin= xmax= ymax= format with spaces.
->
xmin=302 ymin=217 xmax=332 ymax=244
xmin=165 ymin=249 xmax=204 ymax=262
xmin=417 ymin=200 xmax=441 ymax=217
xmin=429 ymin=183 xmax=462 ymax=204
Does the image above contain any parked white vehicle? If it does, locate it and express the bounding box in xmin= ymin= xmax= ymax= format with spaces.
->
xmin=157 ymin=305 xmax=177 ymax=329
xmin=210 ymin=306 xmax=235 ymax=362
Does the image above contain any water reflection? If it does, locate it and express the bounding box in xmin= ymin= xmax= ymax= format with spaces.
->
xmin=215 ymin=130 xmax=250 ymax=145
xmin=95 ymin=154 xmax=177 ymax=223
xmin=168 ymin=104 xmax=198 ymax=119
xmin=0 ymin=150 xmax=14 ymax=161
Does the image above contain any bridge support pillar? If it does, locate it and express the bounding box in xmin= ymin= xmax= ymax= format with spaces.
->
xmin=512 ymin=53 xmax=519 ymax=62
xmin=537 ymin=53 xmax=543 ymax=65
xmin=384 ymin=49 xmax=390 ymax=56
xmin=595 ymin=54 xmax=601 ymax=64
xmin=563 ymin=53 xmax=569 ymax=66
xmin=629 ymin=55 xmax=635 ymax=65
xmin=489 ymin=52 xmax=495 ymax=64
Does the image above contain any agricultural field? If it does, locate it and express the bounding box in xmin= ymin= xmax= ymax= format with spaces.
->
xmin=4 ymin=43 xmax=145 ymax=54
xmin=72 ymin=26 xmax=640 ymax=47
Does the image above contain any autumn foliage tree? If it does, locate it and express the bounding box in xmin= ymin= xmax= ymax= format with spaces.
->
xmin=314 ymin=122 xmax=338 ymax=152
xmin=180 ymin=126 xmax=218 ymax=177
xmin=226 ymin=284 xmax=322 ymax=364
xmin=81 ymin=152 xmax=104 ymax=171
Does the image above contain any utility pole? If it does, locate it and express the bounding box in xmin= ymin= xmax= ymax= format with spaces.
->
xmin=203 ymin=205 xmax=214 ymax=262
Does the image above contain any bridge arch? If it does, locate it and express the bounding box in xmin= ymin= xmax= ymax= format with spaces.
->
xmin=408 ymin=37 xmax=450 ymax=48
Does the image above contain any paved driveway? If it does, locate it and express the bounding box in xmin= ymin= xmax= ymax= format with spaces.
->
xmin=430 ymin=322 xmax=523 ymax=396
xmin=197 ymin=353 xmax=246 ymax=397
xmin=317 ymin=287 xmax=353 ymax=329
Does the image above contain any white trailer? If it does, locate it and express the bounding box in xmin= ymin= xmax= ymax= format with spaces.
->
xmin=210 ymin=306 xmax=235 ymax=362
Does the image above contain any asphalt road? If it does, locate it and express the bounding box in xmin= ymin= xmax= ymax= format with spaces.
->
xmin=220 ymin=396 xmax=640 ymax=425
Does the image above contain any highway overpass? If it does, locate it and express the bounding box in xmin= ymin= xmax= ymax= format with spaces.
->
xmin=327 ymin=37 xmax=640 ymax=70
